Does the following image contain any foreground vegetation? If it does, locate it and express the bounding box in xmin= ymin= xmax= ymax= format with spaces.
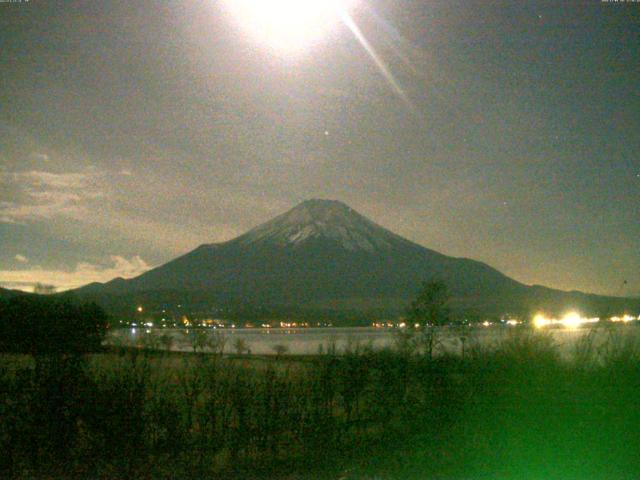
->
xmin=1 ymin=325 xmax=639 ymax=479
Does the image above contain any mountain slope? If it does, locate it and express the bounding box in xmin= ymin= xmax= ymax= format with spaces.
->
xmin=74 ymin=199 xmax=639 ymax=318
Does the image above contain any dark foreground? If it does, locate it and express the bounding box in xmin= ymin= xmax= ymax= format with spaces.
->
xmin=1 ymin=328 xmax=639 ymax=479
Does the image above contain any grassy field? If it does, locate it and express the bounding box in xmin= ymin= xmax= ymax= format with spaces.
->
xmin=1 ymin=326 xmax=640 ymax=479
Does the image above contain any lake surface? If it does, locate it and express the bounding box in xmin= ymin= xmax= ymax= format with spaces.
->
xmin=108 ymin=324 xmax=640 ymax=358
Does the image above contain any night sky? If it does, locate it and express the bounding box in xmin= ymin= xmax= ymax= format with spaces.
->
xmin=1 ymin=0 xmax=638 ymax=296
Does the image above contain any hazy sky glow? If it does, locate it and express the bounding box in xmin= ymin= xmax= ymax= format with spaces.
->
xmin=1 ymin=0 xmax=638 ymax=295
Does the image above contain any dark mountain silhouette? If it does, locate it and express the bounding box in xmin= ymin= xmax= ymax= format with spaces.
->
xmin=0 ymin=287 xmax=26 ymax=299
xmin=74 ymin=199 xmax=639 ymax=319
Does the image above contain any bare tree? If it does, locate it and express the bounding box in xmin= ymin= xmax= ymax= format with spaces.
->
xmin=193 ymin=330 xmax=211 ymax=353
xmin=407 ymin=280 xmax=450 ymax=359
xmin=210 ymin=329 xmax=227 ymax=355
xmin=159 ymin=333 xmax=174 ymax=353
xmin=140 ymin=330 xmax=161 ymax=351
xmin=272 ymin=344 xmax=288 ymax=359
xmin=233 ymin=337 xmax=249 ymax=355
xmin=34 ymin=283 xmax=56 ymax=295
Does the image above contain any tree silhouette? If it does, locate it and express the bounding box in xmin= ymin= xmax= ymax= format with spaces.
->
xmin=407 ymin=279 xmax=450 ymax=327
xmin=159 ymin=333 xmax=174 ymax=352
xmin=233 ymin=337 xmax=249 ymax=355
xmin=33 ymin=283 xmax=57 ymax=295
xmin=407 ymin=280 xmax=450 ymax=359
xmin=272 ymin=344 xmax=288 ymax=359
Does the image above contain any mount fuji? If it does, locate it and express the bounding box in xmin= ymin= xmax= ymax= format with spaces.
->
xmin=74 ymin=199 xmax=638 ymax=319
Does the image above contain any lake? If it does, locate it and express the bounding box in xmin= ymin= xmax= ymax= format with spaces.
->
xmin=107 ymin=323 xmax=640 ymax=358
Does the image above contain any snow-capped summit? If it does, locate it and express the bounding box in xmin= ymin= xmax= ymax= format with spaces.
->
xmin=235 ymin=199 xmax=405 ymax=252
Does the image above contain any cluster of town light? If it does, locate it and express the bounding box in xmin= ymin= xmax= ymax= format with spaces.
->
xmin=132 ymin=304 xmax=637 ymax=331
xmin=610 ymin=314 xmax=639 ymax=323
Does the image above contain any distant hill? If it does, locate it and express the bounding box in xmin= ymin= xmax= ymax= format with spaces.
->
xmin=73 ymin=199 xmax=640 ymax=320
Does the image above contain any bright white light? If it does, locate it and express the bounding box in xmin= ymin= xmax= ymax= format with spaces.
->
xmin=533 ymin=314 xmax=551 ymax=329
xmin=224 ymin=0 xmax=356 ymax=53
xmin=562 ymin=311 xmax=582 ymax=329
xmin=533 ymin=312 xmax=600 ymax=329
xmin=559 ymin=312 xmax=598 ymax=329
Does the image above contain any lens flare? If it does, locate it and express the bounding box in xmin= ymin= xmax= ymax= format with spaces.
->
xmin=225 ymin=0 xmax=356 ymax=53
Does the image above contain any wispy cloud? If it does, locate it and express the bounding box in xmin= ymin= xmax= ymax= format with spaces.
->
xmin=0 ymin=169 xmax=103 ymax=223
xmin=19 ymin=170 xmax=89 ymax=188
xmin=0 ymin=255 xmax=152 ymax=292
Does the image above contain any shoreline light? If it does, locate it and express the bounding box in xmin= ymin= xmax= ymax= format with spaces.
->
xmin=533 ymin=314 xmax=552 ymax=328
xmin=532 ymin=311 xmax=600 ymax=329
xmin=611 ymin=314 xmax=636 ymax=323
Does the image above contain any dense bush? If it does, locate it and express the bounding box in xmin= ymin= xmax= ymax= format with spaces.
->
xmin=0 ymin=295 xmax=108 ymax=354
xmin=0 ymin=327 xmax=639 ymax=479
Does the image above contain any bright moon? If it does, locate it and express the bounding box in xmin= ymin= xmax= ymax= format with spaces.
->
xmin=225 ymin=0 xmax=356 ymax=53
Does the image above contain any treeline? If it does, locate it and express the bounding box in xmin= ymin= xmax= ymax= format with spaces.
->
xmin=1 ymin=328 xmax=640 ymax=479
xmin=0 ymin=295 xmax=108 ymax=354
